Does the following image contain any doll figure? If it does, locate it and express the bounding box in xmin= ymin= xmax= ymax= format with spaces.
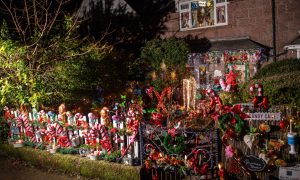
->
xmin=58 ymin=103 xmax=67 ymax=123
xmin=100 ymin=107 xmax=111 ymax=126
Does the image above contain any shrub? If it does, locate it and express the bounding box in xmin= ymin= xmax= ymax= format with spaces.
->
xmin=0 ymin=144 xmax=140 ymax=180
xmin=242 ymin=59 xmax=300 ymax=110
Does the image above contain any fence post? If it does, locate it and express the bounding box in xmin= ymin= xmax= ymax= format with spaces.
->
xmin=139 ymin=122 xmax=144 ymax=166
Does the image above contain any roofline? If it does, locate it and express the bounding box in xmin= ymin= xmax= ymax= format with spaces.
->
xmin=284 ymin=44 xmax=300 ymax=50
xmin=209 ymin=36 xmax=250 ymax=42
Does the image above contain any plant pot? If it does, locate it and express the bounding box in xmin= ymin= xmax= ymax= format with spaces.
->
xmin=89 ymin=155 xmax=97 ymax=160
xmin=49 ymin=149 xmax=57 ymax=154
xmin=79 ymin=148 xmax=90 ymax=157
xmin=13 ymin=143 xmax=24 ymax=148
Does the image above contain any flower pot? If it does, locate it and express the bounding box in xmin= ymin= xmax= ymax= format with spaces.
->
xmin=49 ymin=149 xmax=57 ymax=154
xmin=89 ymin=155 xmax=97 ymax=160
xmin=13 ymin=143 xmax=24 ymax=148
xmin=79 ymin=148 xmax=90 ymax=157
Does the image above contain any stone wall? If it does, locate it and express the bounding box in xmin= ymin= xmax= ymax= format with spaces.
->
xmin=161 ymin=0 xmax=300 ymax=59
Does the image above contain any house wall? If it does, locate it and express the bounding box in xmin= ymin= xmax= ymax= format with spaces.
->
xmin=162 ymin=0 xmax=300 ymax=59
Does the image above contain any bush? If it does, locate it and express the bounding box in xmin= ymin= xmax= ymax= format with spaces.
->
xmin=0 ymin=144 xmax=140 ymax=180
xmin=243 ymin=59 xmax=300 ymax=109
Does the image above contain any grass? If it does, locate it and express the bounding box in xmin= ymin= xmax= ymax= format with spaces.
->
xmin=0 ymin=144 xmax=140 ymax=180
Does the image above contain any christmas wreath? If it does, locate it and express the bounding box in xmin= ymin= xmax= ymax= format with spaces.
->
xmin=218 ymin=113 xmax=245 ymax=137
xmin=164 ymin=134 xmax=185 ymax=154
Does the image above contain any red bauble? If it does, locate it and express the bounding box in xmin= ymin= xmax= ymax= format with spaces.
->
xmin=279 ymin=120 xmax=285 ymax=130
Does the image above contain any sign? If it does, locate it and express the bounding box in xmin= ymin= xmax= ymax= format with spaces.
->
xmin=245 ymin=113 xmax=281 ymax=121
xmin=242 ymin=155 xmax=266 ymax=172
xmin=279 ymin=164 xmax=300 ymax=180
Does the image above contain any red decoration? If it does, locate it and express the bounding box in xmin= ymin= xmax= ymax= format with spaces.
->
xmin=279 ymin=120 xmax=285 ymax=130
xmin=151 ymin=112 xmax=163 ymax=126
xmin=58 ymin=136 xmax=70 ymax=147
xmin=225 ymin=70 xmax=238 ymax=91
xmin=147 ymin=86 xmax=172 ymax=114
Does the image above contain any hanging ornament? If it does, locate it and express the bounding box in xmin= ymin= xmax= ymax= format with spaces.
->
xmin=279 ymin=119 xmax=285 ymax=130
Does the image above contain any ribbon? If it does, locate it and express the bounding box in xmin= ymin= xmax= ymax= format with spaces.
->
xmin=147 ymin=86 xmax=172 ymax=114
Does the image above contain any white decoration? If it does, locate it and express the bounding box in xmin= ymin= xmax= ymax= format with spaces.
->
xmin=243 ymin=134 xmax=258 ymax=150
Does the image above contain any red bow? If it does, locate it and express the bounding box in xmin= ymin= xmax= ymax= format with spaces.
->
xmin=223 ymin=104 xmax=249 ymax=119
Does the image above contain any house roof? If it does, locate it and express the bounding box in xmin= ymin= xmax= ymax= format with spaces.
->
xmin=185 ymin=36 xmax=270 ymax=52
xmin=209 ymin=37 xmax=270 ymax=51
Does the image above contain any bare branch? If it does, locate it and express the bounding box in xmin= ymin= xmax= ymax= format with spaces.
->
xmin=0 ymin=0 xmax=24 ymax=40
xmin=46 ymin=0 xmax=62 ymax=35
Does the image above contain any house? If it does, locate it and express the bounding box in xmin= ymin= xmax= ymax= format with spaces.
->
xmin=161 ymin=0 xmax=300 ymax=87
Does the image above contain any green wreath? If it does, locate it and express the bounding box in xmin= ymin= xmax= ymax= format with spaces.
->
xmin=218 ymin=113 xmax=245 ymax=135
xmin=164 ymin=134 xmax=185 ymax=154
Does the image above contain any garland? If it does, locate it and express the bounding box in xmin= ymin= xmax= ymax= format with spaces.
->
xmin=163 ymin=134 xmax=185 ymax=154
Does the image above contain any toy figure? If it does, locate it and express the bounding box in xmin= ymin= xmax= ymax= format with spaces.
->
xmin=100 ymin=107 xmax=111 ymax=126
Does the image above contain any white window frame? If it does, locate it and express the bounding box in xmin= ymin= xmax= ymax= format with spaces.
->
xmin=179 ymin=0 xmax=228 ymax=31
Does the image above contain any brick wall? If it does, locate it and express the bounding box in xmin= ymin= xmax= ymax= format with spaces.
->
xmin=161 ymin=0 xmax=300 ymax=59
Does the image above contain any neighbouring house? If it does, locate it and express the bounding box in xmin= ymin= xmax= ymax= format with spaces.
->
xmin=161 ymin=0 xmax=300 ymax=88
xmin=284 ymin=32 xmax=300 ymax=59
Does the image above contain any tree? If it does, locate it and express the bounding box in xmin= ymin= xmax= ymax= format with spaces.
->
xmin=78 ymin=0 xmax=175 ymax=82
xmin=140 ymin=37 xmax=190 ymax=91
xmin=0 ymin=0 xmax=112 ymax=108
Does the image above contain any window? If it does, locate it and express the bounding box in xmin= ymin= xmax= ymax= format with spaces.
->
xmin=179 ymin=0 xmax=228 ymax=31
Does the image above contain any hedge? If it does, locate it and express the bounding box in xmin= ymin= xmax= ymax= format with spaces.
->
xmin=0 ymin=144 xmax=140 ymax=180
xmin=241 ymin=59 xmax=300 ymax=109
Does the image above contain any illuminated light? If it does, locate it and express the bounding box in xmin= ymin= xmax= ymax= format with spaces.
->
xmin=160 ymin=61 xmax=167 ymax=71
xmin=151 ymin=71 xmax=157 ymax=80
xmin=183 ymin=77 xmax=196 ymax=110
xmin=171 ymin=71 xmax=176 ymax=80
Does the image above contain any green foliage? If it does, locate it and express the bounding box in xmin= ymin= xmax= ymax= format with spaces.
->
xmin=0 ymin=17 xmax=112 ymax=107
xmin=243 ymin=59 xmax=300 ymax=109
xmin=0 ymin=144 xmax=140 ymax=180
xmin=102 ymin=150 xmax=121 ymax=162
xmin=58 ymin=147 xmax=79 ymax=154
xmin=0 ymin=117 xmax=10 ymax=143
xmin=140 ymin=37 xmax=190 ymax=90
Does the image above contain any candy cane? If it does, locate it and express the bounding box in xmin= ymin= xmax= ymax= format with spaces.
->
xmin=219 ymin=78 xmax=226 ymax=91
xmin=48 ymin=123 xmax=71 ymax=147
xmin=250 ymin=83 xmax=263 ymax=96
xmin=21 ymin=113 xmax=37 ymax=143
xmin=92 ymin=123 xmax=113 ymax=152
xmin=15 ymin=115 xmax=24 ymax=128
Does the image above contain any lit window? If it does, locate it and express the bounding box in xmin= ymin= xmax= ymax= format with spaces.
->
xmin=179 ymin=0 xmax=228 ymax=31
